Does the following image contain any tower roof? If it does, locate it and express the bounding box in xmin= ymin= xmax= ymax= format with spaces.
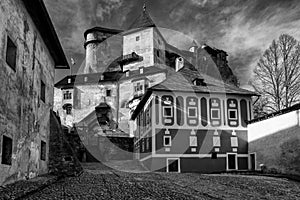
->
xmin=128 ymin=4 xmax=156 ymax=30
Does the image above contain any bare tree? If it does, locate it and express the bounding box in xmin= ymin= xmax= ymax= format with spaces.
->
xmin=251 ymin=34 xmax=300 ymax=114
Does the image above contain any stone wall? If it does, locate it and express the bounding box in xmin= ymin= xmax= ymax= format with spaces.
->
xmin=49 ymin=111 xmax=82 ymax=176
xmin=0 ymin=0 xmax=55 ymax=185
xmin=67 ymin=128 xmax=134 ymax=162
xmin=249 ymin=125 xmax=300 ymax=176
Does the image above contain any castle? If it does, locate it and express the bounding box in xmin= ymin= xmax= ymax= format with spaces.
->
xmin=54 ymin=5 xmax=257 ymax=172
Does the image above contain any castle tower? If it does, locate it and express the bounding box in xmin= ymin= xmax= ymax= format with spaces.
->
xmin=83 ymin=27 xmax=122 ymax=74
xmin=122 ymin=4 xmax=166 ymax=72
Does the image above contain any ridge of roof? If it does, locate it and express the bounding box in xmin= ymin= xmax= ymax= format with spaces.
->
xmin=128 ymin=6 xmax=156 ymax=30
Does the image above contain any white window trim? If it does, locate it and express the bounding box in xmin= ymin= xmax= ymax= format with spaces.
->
xmin=164 ymin=136 xmax=172 ymax=147
xmin=226 ymin=153 xmax=238 ymax=171
xmin=228 ymin=109 xmax=238 ymax=120
xmin=163 ymin=106 xmax=173 ymax=117
xmin=189 ymin=136 xmax=197 ymax=147
xmin=231 ymin=137 xmax=238 ymax=147
xmin=211 ymin=108 xmax=220 ymax=120
xmin=166 ymin=158 xmax=180 ymax=173
xmin=213 ymin=136 xmax=221 ymax=147
xmin=188 ymin=107 xmax=197 ymax=118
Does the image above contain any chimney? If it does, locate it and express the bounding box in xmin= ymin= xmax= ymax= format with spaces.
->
xmin=175 ymin=57 xmax=184 ymax=72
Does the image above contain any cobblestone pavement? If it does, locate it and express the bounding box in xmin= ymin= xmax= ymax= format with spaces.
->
xmin=12 ymin=164 xmax=300 ymax=200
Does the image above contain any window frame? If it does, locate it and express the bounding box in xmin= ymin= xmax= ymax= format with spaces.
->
xmin=189 ymin=136 xmax=197 ymax=147
xmin=164 ymin=136 xmax=172 ymax=147
xmin=211 ymin=108 xmax=220 ymax=120
xmin=1 ymin=135 xmax=13 ymax=165
xmin=188 ymin=107 xmax=197 ymax=118
xmin=40 ymin=80 xmax=46 ymax=103
xmin=106 ymin=89 xmax=111 ymax=97
xmin=163 ymin=106 xmax=173 ymax=117
xmin=213 ymin=136 xmax=221 ymax=147
xmin=228 ymin=109 xmax=238 ymax=120
xmin=40 ymin=140 xmax=46 ymax=161
xmin=5 ymin=35 xmax=17 ymax=71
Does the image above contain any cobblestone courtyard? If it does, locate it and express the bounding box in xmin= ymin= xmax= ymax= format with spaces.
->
xmin=10 ymin=163 xmax=299 ymax=200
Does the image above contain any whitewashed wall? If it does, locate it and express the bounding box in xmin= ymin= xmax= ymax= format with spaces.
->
xmin=248 ymin=110 xmax=300 ymax=142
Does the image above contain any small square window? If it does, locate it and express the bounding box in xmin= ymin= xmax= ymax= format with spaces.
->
xmin=41 ymin=80 xmax=46 ymax=103
xmin=136 ymin=36 xmax=140 ymax=41
xmin=188 ymin=107 xmax=197 ymax=117
xmin=211 ymin=109 xmax=220 ymax=119
xmin=228 ymin=109 xmax=237 ymax=120
xmin=6 ymin=36 xmax=17 ymax=71
xmin=164 ymin=136 xmax=171 ymax=146
xmin=41 ymin=141 xmax=46 ymax=161
xmin=163 ymin=106 xmax=173 ymax=117
xmin=2 ymin=135 xmax=13 ymax=165
xmin=106 ymin=89 xmax=111 ymax=97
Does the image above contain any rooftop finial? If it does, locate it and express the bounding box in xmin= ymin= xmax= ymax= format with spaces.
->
xmin=143 ymin=2 xmax=146 ymax=11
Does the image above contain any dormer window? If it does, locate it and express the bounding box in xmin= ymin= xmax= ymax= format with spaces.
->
xmin=100 ymin=75 xmax=104 ymax=80
xmin=68 ymin=78 xmax=71 ymax=83
xmin=125 ymin=71 xmax=129 ymax=77
xmin=193 ymin=78 xmax=206 ymax=86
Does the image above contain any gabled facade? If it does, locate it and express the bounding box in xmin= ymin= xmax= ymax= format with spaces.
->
xmin=0 ymin=0 xmax=69 ymax=185
xmin=132 ymin=67 xmax=257 ymax=173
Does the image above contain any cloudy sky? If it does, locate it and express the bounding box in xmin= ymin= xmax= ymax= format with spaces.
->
xmin=44 ymin=0 xmax=300 ymax=87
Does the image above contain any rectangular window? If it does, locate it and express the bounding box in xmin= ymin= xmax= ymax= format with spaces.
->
xmin=164 ymin=136 xmax=171 ymax=146
xmin=213 ymin=136 xmax=221 ymax=147
xmin=163 ymin=106 xmax=173 ymax=117
xmin=211 ymin=109 xmax=220 ymax=119
xmin=66 ymin=107 xmax=72 ymax=115
xmin=188 ymin=107 xmax=197 ymax=117
xmin=41 ymin=80 xmax=46 ymax=103
xmin=1 ymin=135 xmax=13 ymax=165
xmin=106 ymin=89 xmax=111 ymax=97
xmin=63 ymin=91 xmax=72 ymax=100
xmin=189 ymin=136 xmax=197 ymax=146
xmin=231 ymin=137 xmax=238 ymax=147
xmin=136 ymin=36 xmax=140 ymax=41
xmin=41 ymin=141 xmax=46 ymax=161
xmin=6 ymin=35 xmax=17 ymax=71
xmin=228 ymin=109 xmax=237 ymax=120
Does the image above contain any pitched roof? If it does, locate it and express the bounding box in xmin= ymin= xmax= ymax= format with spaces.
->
xmin=22 ymin=0 xmax=69 ymax=69
xmin=54 ymin=71 xmax=124 ymax=88
xmin=131 ymin=67 xmax=258 ymax=120
xmin=151 ymin=67 xmax=257 ymax=96
xmin=128 ymin=6 xmax=156 ymax=30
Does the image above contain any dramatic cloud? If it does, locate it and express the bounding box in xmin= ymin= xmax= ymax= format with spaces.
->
xmin=45 ymin=0 xmax=300 ymax=87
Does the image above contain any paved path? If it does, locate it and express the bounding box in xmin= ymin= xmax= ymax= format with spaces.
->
xmin=14 ymin=162 xmax=300 ymax=200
